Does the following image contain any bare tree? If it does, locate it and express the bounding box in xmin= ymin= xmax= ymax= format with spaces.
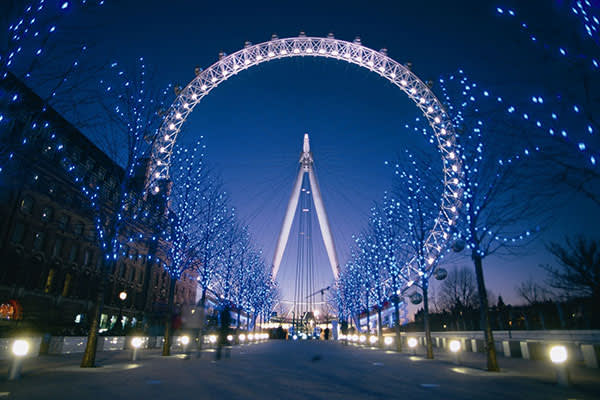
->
xmin=438 ymin=267 xmax=477 ymax=330
xmin=543 ymin=236 xmax=600 ymax=305
xmin=516 ymin=277 xmax=552 ymax=305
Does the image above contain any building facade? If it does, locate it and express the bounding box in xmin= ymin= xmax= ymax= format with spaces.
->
xmin=0 ymin=73 xmax=197 ymax=334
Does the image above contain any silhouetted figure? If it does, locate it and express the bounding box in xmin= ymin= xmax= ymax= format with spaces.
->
xmin=324 ymin=327 xmax=330 ymax=341
xmin=216 ymin=304 xmax=232 ymax=360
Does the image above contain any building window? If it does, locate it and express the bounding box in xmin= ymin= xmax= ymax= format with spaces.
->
xmin=52 ymin=238 xmax=63 ymax=258
xmin=41 ymin=206 xmax=53 ymax=223
xmin=57 ymin=214 xmax=69 ymax=231
xmin=72 ymin=221 xmax=83 ymax=236
xmin=19 ymin=196 xmax=34 ymax=214
xmin=69 ymin=245 xmax=78 ymax=263
xmin=11 ymin=223 xmax=25 ymax=244
xmin=33 ymin=232 xmax=45 ymax=251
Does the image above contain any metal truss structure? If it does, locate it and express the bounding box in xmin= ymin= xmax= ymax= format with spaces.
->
xmin=272 ymin=133 xmax=339 ymax=281
xmin=146 ymin=34 xmax=463 ymax=291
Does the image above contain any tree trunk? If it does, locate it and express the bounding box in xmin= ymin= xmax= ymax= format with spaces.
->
xmin=423 ymin=279 xmax=434 ymax=359
xmin=376 ymin=307 xmax=383 ymax=347
xmin=196 ymin=289 xmax=207 ymax=354
xmin=393 ymin=297 xmax=402 ymax=352
xmin=472 ymin=253 xmax=499 ymax=371
xmin=162 ymin=278 xmax=177 ymax=356
xmin=80 ymin=264 xmax=109 ymax=368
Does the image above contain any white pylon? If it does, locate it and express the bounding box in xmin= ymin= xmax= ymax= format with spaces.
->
xmin=272 ymin=134 xmax=340 ymax=280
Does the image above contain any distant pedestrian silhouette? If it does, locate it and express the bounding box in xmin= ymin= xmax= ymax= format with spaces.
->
xmin=324 ymin=327 xmax=330 ymax=340
xmin=216 ymin=304 xmax=232 ymax=360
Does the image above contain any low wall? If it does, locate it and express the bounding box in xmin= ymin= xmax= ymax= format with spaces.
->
xmin=389 ymin=330 xmax=600 ymax=367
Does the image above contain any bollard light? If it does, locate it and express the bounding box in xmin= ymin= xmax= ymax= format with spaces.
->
xmin=408 ymin=337 xmax=418 ymax=355
xmin=180 ymin=335 xmax=190 ymax=346
xmin=384 ymin=336 xmax=394 ymax=346
xmin=352 ymin=334 xmax=359 ymax=342
xmin=292 ymin=334 xmax=298 ymax=341
xmin=550 ymin=345 xmax=570 ymax=387
xmin=239 ymin=334 xmax=246 ymax=342
xmin=131 ymin=337 xmax=143 ymax=361
xmin=227 ymin=334 xmax=233 ymax=342
xmin=449 ymin=339 xmax=461 ymax=365
xmin=12 ymin=340 xmax=29 ymax=357
xmin=449 ymin=340 xmax=461 ymax=353
xmin=131 ymin=337 xmax=143 ymax=349
xmin=208 ymin=335 xmax=217 ymax=344
xmin=359 ymin=335 xmax=366 ymax=343
xmin=369 ymin=336 xmax=378 ymax=345
xmin=9 ymin=339 xmax=29 ymax=380
xmin=550 ymin=345 xmax=567 ymax=364
xmin=248 ymin=334 xmax=254 ymax=341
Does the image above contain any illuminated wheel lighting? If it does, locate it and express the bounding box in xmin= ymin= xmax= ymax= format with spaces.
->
xmin=147 ymin=35 xmax=463 ymax=287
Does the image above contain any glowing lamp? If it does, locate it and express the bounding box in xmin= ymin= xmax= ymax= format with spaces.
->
xmin=449 ymin=340 xmax=461 ymax=353
xmin=227 ymin=335 xmax=233 ymax=342
xmin=239 ymin=334 xmax=246 ymax=342
xmin=550 ymin=345 xmax=567 ymax=364
xmin=369 ymin=336 xmax=378 ymax=345
xmin=359 ymin=335 xmax=366 ymax=343
xmin=131 ymin=337 xmax=143 ymax=349
xmin=208 ymin=335 xmax=217 ymax=344
xmin=384 ymin=337 xmax=394 ymax=346
xmin=180 ymin=335 xmax=190 ymax=345
xmin=12 ymin=340 xmax=29 ymax=357
xmin=248 ymin=334 xmax=254 ymax=341
xmin=408 ymin=338 xmax=418 ymax=348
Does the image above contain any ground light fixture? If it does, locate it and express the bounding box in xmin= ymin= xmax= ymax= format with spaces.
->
xmin=239 ymin=334 xmax=246 ymax=342
xmin=131 ymin=337 xmax=143 ymax=361
xmin=248 ymin=334 xmax=254 ymax=341
xmin=384 ymin=336 xmax=394 ymax=346
xmin=227 ymin=335 xmax=233 ymax=342
xmin=549 ymin=345 xmax=569 ymax=386
xmin=449 ymin=340 xmax=461 ymax=365
xmin=352 ymin=334 xmax=359 ymax=343
xmin=408 ymin=337 xmax=418 ymax=355
xmin=292 ymin=334 xmax=298 ymax=340
xmin=369 ymin=336 xmax=378 ymax=345
xmin=9 ymin=339 xmax=30 ymax=380
xmin=180 ymin=335 xmax=190 ymax=354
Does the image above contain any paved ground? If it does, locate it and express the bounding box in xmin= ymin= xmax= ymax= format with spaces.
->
xmin=1 ymin=340 xmax=599 ymax=399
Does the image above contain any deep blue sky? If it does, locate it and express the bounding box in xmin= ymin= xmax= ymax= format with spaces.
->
xmin=42 ymin=0 xmax=599 ymax=310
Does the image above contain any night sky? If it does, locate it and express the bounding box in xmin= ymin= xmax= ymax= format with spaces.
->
xmin=29 ymin=0 xmax=600 ymax=311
